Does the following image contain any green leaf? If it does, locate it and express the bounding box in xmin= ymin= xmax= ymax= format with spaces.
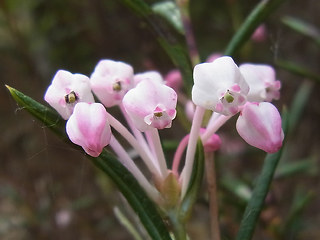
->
xmin=6 ymin=85 xmax=172 ymax=240
xmin=179 ymin=140 xmax=204 ymax=220
xmin=224 ymin=0 xmax=288 ymax=56
xmin=6 ymin=85 xmax=66 ymax=138
xmin=152 ymin=1 xmax=184 ymax=34
xmin=275 ymin=60 xmax=320 ymax=84
xmin=235 ymin=108 xmax=289 ymax=240
xmin=282 ymin=16 xmax=320 ymax=46
xmin=117 ymin=0 xmax=193 ymax=92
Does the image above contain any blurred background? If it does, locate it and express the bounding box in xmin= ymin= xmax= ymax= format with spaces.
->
xmin=1 ymin=0 xmax=320 ymax=239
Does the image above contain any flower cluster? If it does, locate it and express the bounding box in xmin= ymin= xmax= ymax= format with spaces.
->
xmin=44 ymin=56 xmax=283 ymax=203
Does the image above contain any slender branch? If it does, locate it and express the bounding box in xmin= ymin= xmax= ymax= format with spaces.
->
xmin=205 ymin=152 xmax=221 ymax=240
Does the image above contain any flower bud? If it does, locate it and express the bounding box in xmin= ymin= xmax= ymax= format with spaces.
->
xmin=236 ymin=102 xmax=284 ymax=153
xmin=44 ymin=70 xmax=94 ymax=120
xmin=66 ymin=102 xmax=111 ymax=157
xmin=90 ymin=59 xmax=134 ymax=107
xmin=123 ymin=77 xmax=177 ymax=132
xmin=164 ymin=69 xmax=182 ymax=92
xmin=239 ymin=63 xmax=281 ymax=102
xmin=192 ymin=56 xmax=249 ymax=116
xmin=200 ymin=128 xmax=221 ymax=152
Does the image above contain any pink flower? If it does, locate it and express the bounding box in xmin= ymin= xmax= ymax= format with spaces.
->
xmin=251 ymin=24 xmax=267 ymax=43
xmin=123 ymin=78 xmax=177 ymax=132
xmin=66 ymin=102 xmax=111 ymax=157
xmin=236 ymin=102 xmax=284 ymax=153
xmin=90 ymin=59 xmax=134 ymax=107
xmin=239 ymin=63 xmax=281 ymax=102
xmin=192 ymin=56 xmax=249 ymax=115
xmin=164 ymin=69 xmax=182 ymax=92
xmin=44 ymin=70 xmax=94 ymax=120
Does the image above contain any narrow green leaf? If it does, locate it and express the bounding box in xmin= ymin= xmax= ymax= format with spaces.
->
xmin=282 ymin=16 xmax=320 ymax=46
xmin=6 ymin=85 xmax=66 ymax=138
xmin=152 ymin=1 xmax=184 ymax=34
xmin=288 ymin=80 xmax=313 ymax=132
xmin=6 ymin=85 xmax=172 ymax=240
xmin=179 ymin=140 xmax=204 ymax=220
xmin=91 ymin=152 xmax=172 ymax=240
xmin=275 ymin=59 xmax=320 ymax=84
xmin=224 ymin=0 xmax=288 ymax=56
xmin=235 ymin=109 xmax=289 ymax=240
xmin=275 ymin=158 xmax=318 ymax=179
xmin=117 ymin=0 xmax=193 ymax=92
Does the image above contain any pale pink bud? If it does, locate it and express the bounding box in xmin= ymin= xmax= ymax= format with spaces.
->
xmin=239 ymin=63 xmax=281 ymax=102
xmin=134 ymin=71 xmax=164 ymax=86
xmin=251 ymin=24 xmax=267 ymax=43
xmin=192 ymin=56 xmax=249 ymax=116
xmin=206 ymin=53 xmax=223 ymax=62
xmin=123 ymin=78 xmax=177 ymax=132
xmin=66 ymin=102 xmax=111 ymax=157
xmin=90 ymin=59 xmax=134 ymax=107
xmin=164 ymin=69 xmax=182 ymax=92
xmin=236 ymin=102 xmax=284 ymax=153
xmin=200 ymin=128 xmax=221 ymax=152
xmin=185 ymin=100 xmax=195 ymax=121
xmin=44 ymin=70 xmax=94 ymax=120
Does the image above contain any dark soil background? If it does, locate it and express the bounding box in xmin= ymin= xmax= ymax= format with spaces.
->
xmin=1 ymin=0 xmax=319 ymax=239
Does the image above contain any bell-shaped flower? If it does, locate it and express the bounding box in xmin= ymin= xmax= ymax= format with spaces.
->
xmin=239 ymin=63 xmax=281 ymax=102
xmin=192 ymin=56 xmax=249 ymax=116
xmin=133 ymin=71 xmax=164 ymax=86
xmin=122 ymin=77 xmax=177 ymax=132
xmin=44 ymin=70 xmax=94 ymax=120
xmin=66 ymin=102 xmax=111 ymax=157
xmin=90 ymin=59 xmax=134 ymax=107
xmin=236 ymin=102 xmax=284 ymax=153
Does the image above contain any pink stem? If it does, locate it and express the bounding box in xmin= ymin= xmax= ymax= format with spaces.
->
xmin=109 ymin=136 xmax=159 ymax=201
xmin=147 ymin=128 xmax=168 ymax=179
xmin=180 ymin=106 xmax=205 ymax=198
xmin=172 ymin=134 xmax=190 ymax=176
xmin=105 ymin=111 xmax=162 ymax=179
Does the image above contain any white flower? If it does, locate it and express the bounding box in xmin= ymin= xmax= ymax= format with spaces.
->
xmin=44 ymin=70 xmax=94 ymax=120
xmin=90 ymin=59 xmax=134 ymax=107
xmin=192 ymin=56 xmax=249 ymax=115
xmin=239 ymin=63 xmax=281 ymax=102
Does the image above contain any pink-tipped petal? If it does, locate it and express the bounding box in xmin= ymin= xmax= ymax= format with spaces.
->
xmin=236 ymin=102 xmax=284 ymax=153
xmin=66 ymin=102 xmax=111 ymax=157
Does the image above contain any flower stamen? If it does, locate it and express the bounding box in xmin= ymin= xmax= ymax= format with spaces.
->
xmin=65 ymin=91 xmax=78 ymax=104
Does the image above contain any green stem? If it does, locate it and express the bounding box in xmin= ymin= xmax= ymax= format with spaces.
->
xmin=235 ymin=110 xmax=289 ymax=240
xmin=169 ymin=211 xmax=187 ymax=240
